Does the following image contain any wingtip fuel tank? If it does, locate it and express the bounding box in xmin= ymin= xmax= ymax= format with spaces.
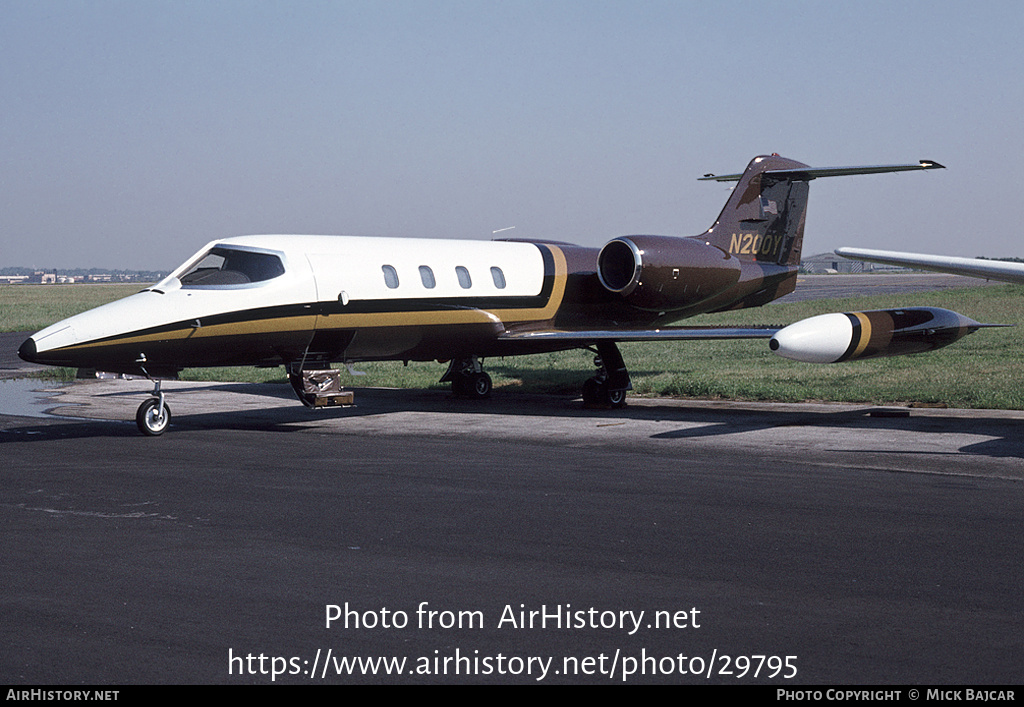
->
xmin=769 ymin=307 xmax=985 ymax=363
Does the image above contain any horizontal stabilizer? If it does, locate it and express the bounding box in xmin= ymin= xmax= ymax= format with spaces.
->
xmin=699 ymin=160 xmax=943 ymax=182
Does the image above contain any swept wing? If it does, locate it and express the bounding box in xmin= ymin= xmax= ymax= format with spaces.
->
xmin=835 ymin=247 xmax=1024 ymax=284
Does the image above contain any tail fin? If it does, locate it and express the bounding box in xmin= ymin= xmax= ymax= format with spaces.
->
xmin=697 ymin=155 xmax=944 ymax=267
xmin=698 ymin=154 xmax=812 ymax=267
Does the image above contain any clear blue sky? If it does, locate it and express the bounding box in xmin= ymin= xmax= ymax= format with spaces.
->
xmin=2 ymin=0 xmax=1022 ymax=270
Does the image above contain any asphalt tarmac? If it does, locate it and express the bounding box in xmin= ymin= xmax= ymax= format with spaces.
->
xmin=1 ymin=273 xmax=1021 ymax=685
xmin=1 ymin=382 xmax=1022 ymax=685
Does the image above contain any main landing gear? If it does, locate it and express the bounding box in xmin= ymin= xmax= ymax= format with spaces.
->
xmin=440 ymin=344 xmax=631 ymax=409
xmin=581 ymin=341 xmax=631 ymax=409
xmin=441 ymin=356 xmax=492 ymax=399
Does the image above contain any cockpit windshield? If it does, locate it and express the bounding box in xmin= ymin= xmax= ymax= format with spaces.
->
xmin=178 ymin=247 xmax=285 ymax=288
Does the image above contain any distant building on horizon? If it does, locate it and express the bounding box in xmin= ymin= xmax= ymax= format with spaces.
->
xmin=0 ymin=268 xmax=166 ymax=284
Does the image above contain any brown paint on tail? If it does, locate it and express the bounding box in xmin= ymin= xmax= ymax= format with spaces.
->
xmin=697 ymin=155 xmax=812 ymax=266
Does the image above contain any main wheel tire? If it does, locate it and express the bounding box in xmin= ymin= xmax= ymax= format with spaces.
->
xmin=471 ymin=372 xmax=492 ymax=399
xmin=136 ymin=398 xmax=171 ymax=436
xmin=581 ymin=378 xmax=627 ymax=409
xmin=452 ymin=371 xmax=492 ymax=399
xmin=581 ymin=377 xmax=602 ymax=406
xmin=451 ymin=374 xmax=469 ymax=397
xmin=606 ymin=386 xmax=627 ymax=409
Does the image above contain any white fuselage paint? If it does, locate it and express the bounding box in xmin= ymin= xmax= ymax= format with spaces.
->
xmin=292 ymin=235 xmax=546 ymax=303
xmin=29 ymin=235 xmax=551 ymax=358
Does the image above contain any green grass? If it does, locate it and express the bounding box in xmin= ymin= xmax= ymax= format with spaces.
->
xmin=6 ymin=282 xmax=1024 ymax=409
xmin=1 ymin=284 xmax=143 ymax=333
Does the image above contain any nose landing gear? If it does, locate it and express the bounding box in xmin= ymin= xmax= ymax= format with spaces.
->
xmin=136 ymin=379 xmax=171 ymax=436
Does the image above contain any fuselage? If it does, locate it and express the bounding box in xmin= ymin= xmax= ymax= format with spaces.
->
xmin=18 ymin=233 xmax=795 ymax=377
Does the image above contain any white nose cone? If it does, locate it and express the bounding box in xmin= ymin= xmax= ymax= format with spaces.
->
xmin=29 ymin=291 xmax=161 ymax=355
xmin=770 ymin=313 xmax=853 ymax=363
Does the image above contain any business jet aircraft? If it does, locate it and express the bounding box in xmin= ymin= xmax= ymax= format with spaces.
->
xmin=19 ymin=154 xmax=987 ymax=435
xmin=836 ymin=247 xmax=1024 ymax=284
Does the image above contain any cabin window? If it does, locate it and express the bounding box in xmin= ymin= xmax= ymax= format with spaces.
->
xmin=179 ymin=247 xmax=285 ymax=288
xmin=419 ymin=265 xmax=436 ymax=289
xmin=456 ymin=266 xmax=472 ymax=289
xmin=490 ymin=266 xmax=506 ymax=289
xmin=382 ymin=265 xmax=400 ymax=289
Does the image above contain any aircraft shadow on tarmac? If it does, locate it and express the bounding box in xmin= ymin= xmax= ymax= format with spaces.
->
xmin=645 ymin=408 xmax=1023 ymax=459
xmin=3 ymin=382 xmax=1022 ymax=460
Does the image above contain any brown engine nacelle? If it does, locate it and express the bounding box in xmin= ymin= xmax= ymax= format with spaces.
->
xmin=597 ymin=235 xmax=741 ymax=312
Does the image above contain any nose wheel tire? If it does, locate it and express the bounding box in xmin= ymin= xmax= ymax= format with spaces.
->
xmin=136 ymin=398 xmax=171 ymax=436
